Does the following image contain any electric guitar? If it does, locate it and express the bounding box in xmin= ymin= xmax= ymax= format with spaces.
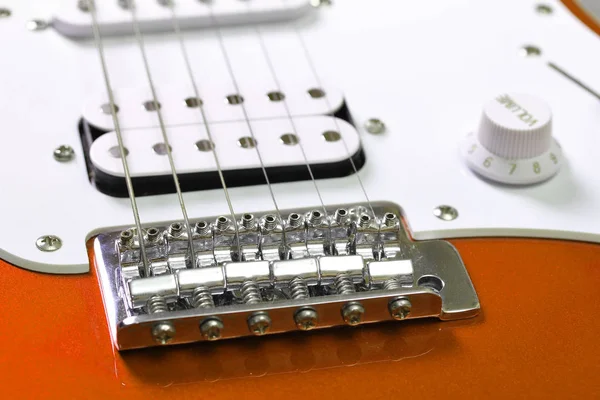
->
xmin=1 ymin=0 xmax=599 ymax=397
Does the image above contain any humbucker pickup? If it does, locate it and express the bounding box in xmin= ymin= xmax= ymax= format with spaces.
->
xmin=54 ymin=0 xmax=312 ymax=38
xmin=92 ymin=203 xmax=480 ymax=350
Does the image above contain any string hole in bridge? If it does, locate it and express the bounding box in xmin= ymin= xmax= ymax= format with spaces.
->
xmin=308 ymin=88 xmax=326 ymax=99
xmin=108 ymin=146 xmax=129 ymax=158
xmin=143 ymin=100 xmax=162 ymax=112
xmin=226 ymin=94 xmax=244 ymax=105
xmin=184 ymin=97 xmax=203 ymax=108
xmin=280 ymin=133 xmax=299 ymax=146
xmin=100 ymin=103 xmax=119 ymax=115
xmin=267 ymin=91 xmax=286 ymax=102
xmin=195 ymin=140 xmax=214 ymax=152
xmin=238 ymin=137 xmax=256 ymax=149
xmin=322 ymin=131 xmax=341 ymax=142
xmin=152 ymin=143 xmax=172 ymax=155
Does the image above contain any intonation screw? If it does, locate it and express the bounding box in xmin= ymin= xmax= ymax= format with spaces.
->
xmin=53 ymin=145 xmax=75 ymax=162
xmin=247 ymin=312 xmax=272 ymax=336
xmin=384 ymin=212 xmax=398 ymax=227
xmin=241 ymin=213 xmax=255 ymax=229
xmin=341 ymin=302 xmax=365 ymax=326
xmin=294 ymin=308 xmax=318 ymax=331
xmin=215 ymin=216 xmax=230 ymax=231
xmin=168 ymin=222 xmax=183 ymax=237
xmin=334 ymin=208 xmax=349 ymax=224
xmin=389 ymin=298 xmax=412 ymax=321
xmin=147 ymin=296 xmax=175 ymax=344
xmin=287 ymin=213 xmax=303 ymax=228
xmin=365 ymin=118 xmax=386 ymax=134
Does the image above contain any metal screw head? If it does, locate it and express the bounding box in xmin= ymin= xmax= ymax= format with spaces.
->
xmin=520 ymin=45 xmax=542 ymax=57
xmin=36 ymin=235 xmax=62 ymax=252
xmin=295 ymin=308 xmax=318 ymax=331
xmin=26 ymin=19 xmax=49 ymax=31
xmin=389 ymin=298 xmax=412 ymax=320
xmin=152 ymin=321 xmax=176 ymax=345
xmin=200 ymin=318 xmax=224 ymax=341
xmin=120 ymin=229 xmax=134 ymax=246
xmin=53 ymin=145 xmax=75 ymax=162
xmin=146 ymin=227 xmax=161 ymax=242
xmin=384 ymin=212 xmax=398 ymax=227
xmin=0 ymin=8 xmax=11 ymax=17
xmin=365 ymin=118 xmax=386 ymax=134
xmin=168 ymin=223 xmax=183 ymax=237
xmin=341 ymin=302 xmax=365 ymax=326
xmin=536 ymin=4 xmax=553 ymax=14
xmin=433 ymin=205 xmax=458 ymax=221
xmin=247 ymin=312 xmax=272 ymax=336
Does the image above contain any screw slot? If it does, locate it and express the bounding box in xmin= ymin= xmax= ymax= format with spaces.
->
xmin=36 ymin=235 xmax=62 ymax=252
xmin=433 ymin=205 xmax=458 ymax=221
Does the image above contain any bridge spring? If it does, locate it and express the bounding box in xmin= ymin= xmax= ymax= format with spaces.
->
xmin=289 ymin=277 xmax=310 ymax=300
xmin=334 ymin=273 xmax=356 ymax=295
xmin=147 ymin=295 xmax=169 ymax=314
xmin=191 ymin=286 xmax=215 ymax=308
xmin=241 ymin=281 xmax=262 ymax=304
xmin=383 ymin=278 xmax=403 ymax=291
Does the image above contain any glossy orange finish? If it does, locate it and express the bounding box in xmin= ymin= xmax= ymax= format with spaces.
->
xmin=1 ymin=238 xmax=599 ymax=398
xmin=563 ymin=0 xmax=600 ymax=36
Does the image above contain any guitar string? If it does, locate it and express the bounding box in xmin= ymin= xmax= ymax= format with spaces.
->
xmin=88 ymin=0 xmax=150 ymax=275
xmin=163 ymin=0 xmax=243 ymax=257
xmin=205 ymin=6 xmax=287 ymax=231
xmin=125 ymin=0 xmax=196 ymax=260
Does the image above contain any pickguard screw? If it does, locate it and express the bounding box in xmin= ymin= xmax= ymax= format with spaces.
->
xmin=433 ymin=205 xmax=458 ymax=221
xmin=365 ymin=118 xmax=386 ymax=134
xmin=247 ymin=312 xmax=272 ymax=336
xmin=341 ymin=302 xmax=365 ymax=326
xmin=200 ymin=318 xmax=224 ymax=341
xmin=27 ymin=19 xmax=49 ymax=31
xmin=536 ymin=4 xmax=553 ymax=15
xmin=0 ymin=8 xmax=11 ymax=17
xmin=36 ymin=235 xmax=62 ymax=252
xmin=152 ymin=322 xmax=176 ymax=345
xmin=295 ymin=308 xmax=318 ymax=331
xmin=53 ymin=145 xmax=75 ymax=162
xmin=389 ymin=298 xmax=412 ymax=320
xmin=520 ymin=45 xmax=542 ymax=57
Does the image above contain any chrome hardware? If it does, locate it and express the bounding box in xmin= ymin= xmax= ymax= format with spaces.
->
xmin=93 ymin=203 xmax=480 ymax=350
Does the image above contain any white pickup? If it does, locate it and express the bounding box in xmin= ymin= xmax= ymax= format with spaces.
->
xmin=89 ymin=116 xmax=360 ymax=178
xmin=82 ymin=84 xmax=345 ymax=131
xmin=53 ymin=0 xmax=312 ymax=38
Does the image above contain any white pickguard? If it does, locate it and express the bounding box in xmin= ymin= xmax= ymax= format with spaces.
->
xmin=1 ymin=0 xmax=600 ymax=274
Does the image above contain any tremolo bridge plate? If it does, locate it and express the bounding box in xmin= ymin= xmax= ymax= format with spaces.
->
xmin=92 ymin=203 xmax=480 ymax=350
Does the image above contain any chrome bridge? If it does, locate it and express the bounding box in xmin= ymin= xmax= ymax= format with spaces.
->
xmin=92 ymin=203 xmax=480 ymax=350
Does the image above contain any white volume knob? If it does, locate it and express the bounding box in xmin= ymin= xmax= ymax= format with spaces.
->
xmin=461 ymin=93 xmax=562 ymax=185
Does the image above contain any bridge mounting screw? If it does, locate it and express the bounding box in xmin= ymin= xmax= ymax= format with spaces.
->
xmin=389 ymin=298 xmax=412 ymax=320
xmin=294 ymin=308 xmax=318 ymax=331
xmin=365 ymin=118 xmax=386 ymax=134
xmin=151 ymin=322 xmax=176 ymax=345
xmin=341 ymin=302 xmax=365 ymax=326
xmin=247 ymin=312 xmax=272 ymax=336
xmin=200 ymin=318 xmax=224 ymax=341
xmin=53 ymin=145 xmax=75 ymax=162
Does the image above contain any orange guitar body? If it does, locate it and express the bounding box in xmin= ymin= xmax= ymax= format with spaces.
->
xmin=1 ymin=238 xmax=599 ymax=399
